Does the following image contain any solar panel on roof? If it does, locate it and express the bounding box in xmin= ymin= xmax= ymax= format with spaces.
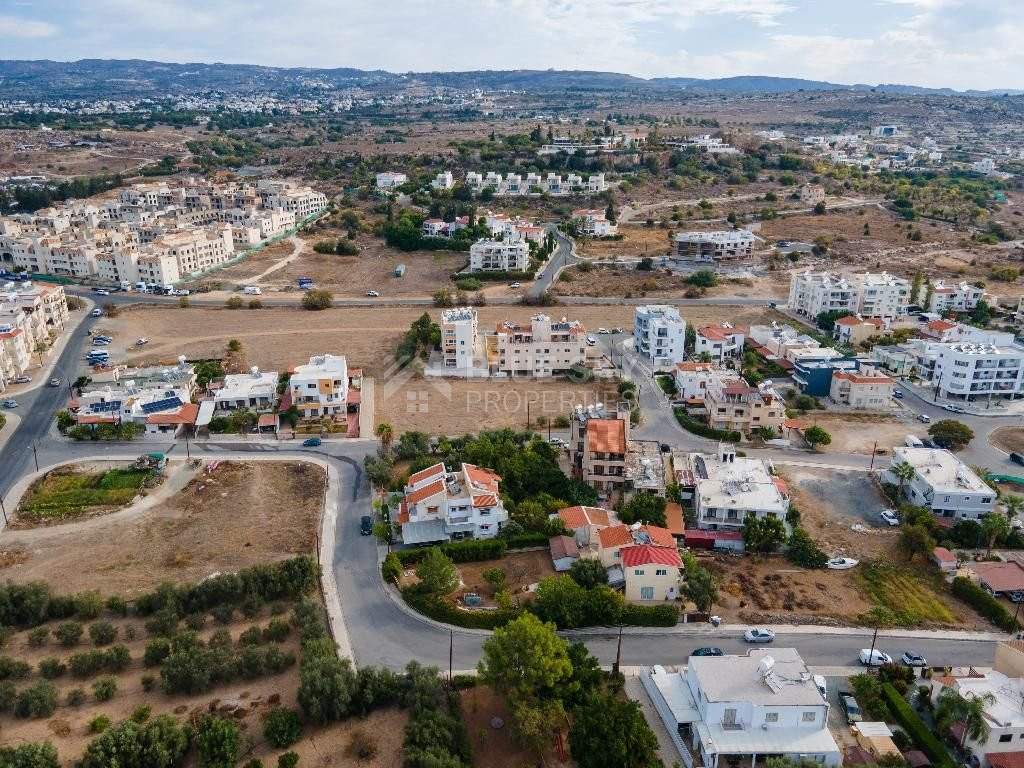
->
xmin=90 ymin=400 xmax=122 ymax=413
xmin=141 ymin=396 xmax=182 ymax=414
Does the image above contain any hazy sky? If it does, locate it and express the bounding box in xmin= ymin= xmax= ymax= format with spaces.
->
xmin=2 ymin=0 xmax=1022 ymax=91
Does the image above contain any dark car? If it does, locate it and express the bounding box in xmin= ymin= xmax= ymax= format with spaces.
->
xmin=360 ymin=515 xmax=373 ymax=536
xmin=1012 ymin=453 xmax=1024 ymax=467
xmin=302 ymin=437 xmax=322 ymax=447
xmin=691 ymin=647 xmax=724 ymax=657
xmin=660 ymin=443 xmax=671 ymax=453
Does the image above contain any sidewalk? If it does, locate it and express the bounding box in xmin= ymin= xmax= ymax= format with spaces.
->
xmin=0 ymin=411 xmax=20 ymax=456
xmin=1 ymin=297 xmax=93 ymax=398
xmin=565 ymin=623 xmax=1007 ymax=642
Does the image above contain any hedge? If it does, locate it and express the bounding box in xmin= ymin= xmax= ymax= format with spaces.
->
xmin=503 ymin=534 xmax=551 ymax=550
xmin=400 ymin=587 xmax=516 ymax=630
xmin=951 ymin=576 xmax=1020 ymax=631
xmin=620 ymin=603 xmax=680 ymax=627
xmin=881 ymin=683 xmax=956 ymax=768
xmin=674 ymin=409 xmax=742 ymax=443
xmin=449 ymin=270 xmax=536 ymax=282
xmin=394 ymin=540 xmax=506 ymax=566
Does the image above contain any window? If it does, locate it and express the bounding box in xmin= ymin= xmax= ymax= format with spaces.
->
xmin=764 ymin=713 xmax=779 ymax=723
xmin=640 ymin=586 xmax=654 ymax=600
xmin=1000 ymin=734 xmax=1013 ymax=743
xmin=802 ymin=711 xmax=817 ymax=723
xmin=634 ymin=569 xmax=645 ymax=576
xmin=656 ymin=569 xmax=667 ymax=576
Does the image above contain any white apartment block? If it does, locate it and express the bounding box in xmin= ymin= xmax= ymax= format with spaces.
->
xmin=375 ymin=172 xmax=408 ymax=190
xmin=688 ymin=444 xmax=790 ymax=539
xmin=462 ymin=170 xmax=606 ymax=196
xmin=674 ymin=362 xmax=727 ymax=401
xmin=885 ymin=447 xmax=996 ymax=521
xmin=254 ymin=180 xmax=327 ymax=220
xmin=494 ymin=313 xmax=587 ymax=377
xmin=572 ymin=209 xmax=617 ymax=237
xmin=430 ymin=171 xmax=454 ymax=190
xmin=212 ymin=367 xmax=279 ymax=413
xmin=0 ymin=321 xmax=31 ymax=391
xmin=676 ymin=230 xmax=754 ymax=262
xmin=633 ymin=305 xmax=686 ymax=367
xmin=929 ymin=280 xmax=985 ymax=313
xmin=789 ymin=270 xmax=910 ymax=319
xmin=289 ymin=354 xmax=350 ymax=418
xmin=0 ymin=281 xmax=70 ymax=391
xmin=933 ymin=342 xmax=1024 ymax=401
xmin=398 ymin=462 xmax=509 ymax=544
xmin=845 ymin=271 xmax=911 ymax=318
xmin=468 ymin=239 xmax=529 ymax=273
xmin=440 ymin=307 xmax=481 ymax=371
xmin=695 ymin=324 xmax=745 ymax=363
xmin=645 ymin=649 xmax=841 ymax=768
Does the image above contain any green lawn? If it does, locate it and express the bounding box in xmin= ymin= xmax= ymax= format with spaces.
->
xmin=854 ymin=561 xmax=958 ymax=627
xmin=19 ymin=468 xmax=153 ymax=521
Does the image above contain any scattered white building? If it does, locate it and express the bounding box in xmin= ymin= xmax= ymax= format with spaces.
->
xmin=634 ymin=305 xmax=686 ymax=367
xmin=398 ymin=462 xmax=509 ymax=544
xmin=828 ymin=366 xmax=894 ymax=408
xmin=929 ymin=280 xmax=986 ymax=313
xmin=440 ymin=307 xmax=482 ymax=372
xmin=374 ymin=172 xmax=408 ymax=190
xmin=676 ymin=230 xmax=755 ymax=262
xmin=973 ymin=158 xmax=996 ymax=175
xmin=430 ymin=171 xmax=454 ymax=190
xmin=572 ymin=209 xmax=617 ymax=237
xmin=644 ymin=648 xmax=841 ymax=768
xmin=468 ymin=239 xmax=529 ymax=273
xmin=799 ymin=184 xmax=826 ymax=204
xmin=212 ymin=367 xmax=279 ymax=413
xmin=884 ymin=447 xmax=997 ymax=521
xmin=288 ymin=354 xmax=350 ymax=419
xmin=788 ymin=271 xmax=910 ymax=320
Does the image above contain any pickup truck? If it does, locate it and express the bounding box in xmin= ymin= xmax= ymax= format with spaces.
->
xmin=839 ymin=691 xmax=862 ymax=723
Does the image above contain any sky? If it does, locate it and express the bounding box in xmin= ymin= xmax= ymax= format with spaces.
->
xmin=2 ymin=0 xmax=1022 ymax=91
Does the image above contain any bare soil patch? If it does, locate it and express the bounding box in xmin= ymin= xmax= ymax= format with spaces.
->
xmin=460 ymin=685 xmax=575 ymax=768
xmin=0 ymin=460 xmax=324 ymax=597
xmin=447 ymin=552 xmax=556 ymax=608
xmin=553 ymin=263 xmax=783 ymax=300
xmin=807 ymin=412 xmax=918 ymax=455
xmin=992 ymin=426 xmax=1024 ymax=456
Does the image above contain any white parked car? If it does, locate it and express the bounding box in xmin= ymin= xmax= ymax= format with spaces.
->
xmin=597 ymin=328 xmax=610 ymax=334
xmin=586 ymin=336 xmax=597 ymax=346
xmin=880 ymin=509 xmax=900 ymax=526
xmin=2 ymin=399 xmax=18 ymax=408
xmin=743 ymin=628 xmax=775 ymax=644
xmin=12 ymin=375 xmax=31 ymax=384
xmin=366 ymin=290 xmax=380 ymax=297
xmin=859 ymin=649 xmax=892 ymax=666
xmin=95 ymin=289 xmax=110 ymax=296
xmin=90 ymin=308 xmax=102 ymax=317
xmin=917 ymin=413 xmax=931 ymax=423
xmin=826 ymin=557 xmax=859 ymax=570
xmin=135 ymin=338 xmax=148 ymax=346
xmin=943 ymin=404 xmax=965 ymax=413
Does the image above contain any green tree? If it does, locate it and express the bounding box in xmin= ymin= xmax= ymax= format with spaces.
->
xmin=928 ymin=420 xmax=974 ymax=450
xmin=890 ymin=460 xmax=916 ymax=499
xmin=1004 ymin=495 xmax=1024 ymax=521
xmin=532 ymin=576 xmax=587 ymax=629
xmin=742 ymin=515 xmax=787 ymax=554
xmin=511 ymin=698 xmax=565 ymax=754
xmin=936 ymin=687 xmax=995 ymax=746
xmin=786 ymin=528 xmax=828 ymax=568
xmin=683 ymin=566 xmax=719 ymax=613
xmin=55 ymin=621 xmax=83 ymax=647
xmin=277 ymin=754 xmax=299 ymax=768
xmin=482 ymin=567 xmax=506 ymax=592
xmin=982 ymin=513 xmax=1011 ymax=556
xmin=415 ymin=548 xmax=460 ymax=595
xmin=197 ymin=716 xmax=240 ymax=768
xmin=301 ymin=289 xmax=333 ymax=311
xmin=92 ymin=676 xmax=117 ymax=702
xmin=804 ymin=426 xmax=832 ymax=450
xmin=617 ymin=493 xmax=667 ymax=527
xmin=375 ymin=422 xmax=394 ymax=452
xmin=568 ymin=558 xmax=609 ymax=589
xmin=0 ymin=741 xmax=60 ymax=767
xmin=897 ymin=524 xmax=935 ymax=563
xmin=14 ymin=681 xmax=57 ymax=719
xmin=815 ymin=310 xmax=853 ymax=332
xmin=910 ymin=270 xmax=923 ymax=306
xmin=297 ymin=655 xmax=358 ymax=725
xmin=568 ymin=693 xmax=659 ymax=768
xmin=478 ymin=614 xmax=572 ymax=702
xmin=263 ymin=707 xmax=302 ymax=749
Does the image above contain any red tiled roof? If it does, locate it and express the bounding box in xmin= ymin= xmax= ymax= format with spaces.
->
xmin=988 ymin=752 xmax=1024 ymax=768
xmin=408 ymin=462 xmax=445 ymax=486
xmin=598 ymin=525 xmax=633 ymax=549
xmin=146 ymin=403 xmax=200 ymax=426
xmin=932 ymin=546 xmax=957 ymax=564
xmin=772 ymin=477 xmax=789 ymax=495
xmin=464 ymin=463 xmax=501 ymax=492
xmin=550 ymin=536 xmax=580 ymax=561
xmin=406 ymin=478 xmax=445 ymax=505
xmin=643 ymin=525 xmax=676 ymax=548
xmin=587 ymin=418 xmax=626 ymax=454
xmin=257 ymin=413 xmax=277 ymax=428
xmin=969 ymin=561 xmax=1024 ymax=593
xmin=783 ymin=419 xmax=806 ymax=430
xmin=397 ymin=501 xmax=409 ymax=525
xmin=347 ymin=388 xmax=361 ymax=404
xmin=559 ymin=505 xmax=612 ymax=529
xmin=663 ymin=503 xmax=685 ymax=536
xmin=78 ymin=414 xmax=116 ymax=424
xmin=684 ymin=530 xmax=743 ymax=543
xmin=926 ymin=320 xmax=957 ymax=332
xmin=472 ymin=494 xmax=498 ymax=508
xmin=676 ymin=362 xmax=715 ymax=372
xmin=620 ymin=545 xmax=683 ymax=568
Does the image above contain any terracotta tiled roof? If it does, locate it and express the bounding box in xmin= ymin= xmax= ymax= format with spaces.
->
xmin=464 ymin=463 xmax=501 ymax=492
xmin=620 ymin=545 xmax=683 ymax=568
xmin=675 ymin=362 xmax=715 ymax=372
xmin=558 ymin=505 xmax=612 ymax=529
xmin=663 ymin=503 xmax=685 ymax=536
xmin=643 ymin=525 xmax=676 ymax=548
xmin=77 ymin=414 xmax=116 ymax=424
xmin=408 ymin=462 xmax=446 ymax=486
xmin=550 ymin=535 xmax=579 ymax=561
xmin=598 ymin=525 xmax=633 ymax=549
xmin=405 ymin=478 xmax=445 ymax=505
xmin=932 ymin=546 xmax=957 ymax=564
xmin=472 ymin=494 xmax=498 ymax=508
xmin=146 ymin=403 xmax=200 ymax=426
xmin=926 ymin=319 xmax=957 ymax=332
xmin=969 ymin=561 xmax=1024 ymax=593
xmin=397 ymin=501 xmax=409 ymax=524
xmin=257 ymin=413 xmax=277 ymax=427
xmin=587 ymin=418 xmax=626 ymax=454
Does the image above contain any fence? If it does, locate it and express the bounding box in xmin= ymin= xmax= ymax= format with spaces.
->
xmin=639 ymin=671 xmax=694 ymax=768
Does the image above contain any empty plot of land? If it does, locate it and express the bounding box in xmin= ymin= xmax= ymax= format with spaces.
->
xmin=992 ymin=427 xmax=1024 ymax=455
xmin=0 ymin=460 xmax=324 ymax=597
xmin=808 ymin=412 xmax=918 ymax=455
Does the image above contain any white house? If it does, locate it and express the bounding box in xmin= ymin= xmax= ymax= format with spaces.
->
xmin=932 ymin=342 xmax=1024 ymax=402
xmin=676 ymin=230 xmax=754 ymax=262
xmin=375 ymin=172 xmax=408 ymax=190
xmin=468 ymin=239 xmax=529 ymax=273
xmin=931 ymin=667 xmax=1024 ymax=768
xmin=494 ymin=313 xmax=587 ymax=377
xmin=643 ymin=648 xmax=840 ymax=768
xmin=788 ymin=271 xmax=856 ymax=318
xmin=431 ymin=171 xmax=454 ymax=190
xmin=973 ymin=158 xmax=996 ymax=175
xmin=674 ymin=362 xmax=726 ymax=402
xmin=885 ymin=447 xmax=997 ymax=521
xmin=634 ymin=305 xmax=686 ymax=367
xmin=440 ymin=307 xmax=481 ymax=372
xmin=398 ymin=462 xmax=509 ymax=544
xmin=288 ymin=353 xmax=350 ymax=418
xmin=213 ymin=367 xmax=278 ymax=413
xmin=695 ymin=324 xmax=745 ymax=364
xmin=929 ymin=280 xmax=985 ymax=313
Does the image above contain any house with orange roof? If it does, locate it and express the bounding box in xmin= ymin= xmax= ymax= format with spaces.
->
xmin=833 ymin=315 xmax=887 ymax=347
xmin=598 ymin=523 xmax=678 ymax=568
xmin=828 ymin=366 xmax=894 ymax=408
xmin=557 ymin=505 xmax=613 ymax=550
xmin=574 ymin=403 xmax=630 ymax=496
xmin=695 ymin=324 xmax=745 ymax=364
xmin=621 ymin=545 xmax=683 ymax=602
xmin=397 ymin=462 xmax=508 ymax=545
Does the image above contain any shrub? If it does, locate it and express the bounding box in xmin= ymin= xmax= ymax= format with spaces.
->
xmin=186 ymin=613 xmax=207 ymax=631
xmin=69 ymin=649 xmax=106 ymax=678
xmin=89 ymin=621 xmax=118 ymax=646
xmin=394 ymin=538 xmax=506 ymax=566
xmin=198 ymin=716 xmax=241 ymax=768
xmin=93 ymin=676 xmax=117 ymax=702
xmin=278 ymin=753 xmax=299 ymax=768
xmin=27 ymin=627 xmax=49 ymax=647
xmin=881 ymin=683 xmax=956 ymax=768
xmin=66 ymin=687 xmax=86 ymax=706
xmin=144 ymin=638 xmax=172 ymax=667
xmin=208 ymin=629 xmax=233 ymax=650
xmin=55 ymin=620 xmax=84 ymax=647
xmin=0 ymin=680 xmax=15 ymax=711
xmin=226 ymin=296 xmax=244 ymax=309
xmin=674 ymin=409 xmax=741 ymax=442
xmin=145 ymin=607 xmax=179 ymax=637
xmin=0 ymin=656 xmax=31 ymax=679
xmin=104 ymin=644 xmax=131 ymax=672
xmin=105 ymin=596 xmax=128 ymax=616
xmin=14 ymin=680 xmax=58 ymax=718
xmin=89 ymin=714 xmax=112 ymax=733
xmin=301 ymin=289 xmax=334 ymax=311
xmin=212 ymin=605 xmax=235 ymax=624
xmin=401 ymin=587 xmax=514 ymax=631
xmin=263 ymin=618 xmax=290 ymax=643
xmin=264 ymin=707 xmax=303 ymax=749
xmin=141 ymin=674 xmax=156 ymax=692
xmin=75 ymin=590 xmax=105 ymax=620
xmin=620 ymin=603 xmax=679 ymax=627
xmin=952 ymin=576 xmax=1019 ymax=631
xmin=239 ymin=626 xmax=263 ymax=647
xmin=381 ymin=552 xmax=402 ymax=584
xmin=38 ymin=658 xmax=66 ymax=679
xmin=131 ymin=704 xmax=152 ymax=723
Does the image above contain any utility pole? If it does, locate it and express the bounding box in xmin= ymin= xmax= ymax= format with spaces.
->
xmin=448 ymin=630 xmax=454 ymax=684
xmin=30 ymin=441 xmax=39 ymax=473
xmin=526 ymin=402 xmax=531 ymax=431
xmin=867 ymin=626 xmax=879 ymax=669
xmin=869 ymin=440 xmax=878 ymax=471
xmin=613 ymin=624 xmax=623 ymax=676
xmin=185 ymin=432 xmax=191 ymax=459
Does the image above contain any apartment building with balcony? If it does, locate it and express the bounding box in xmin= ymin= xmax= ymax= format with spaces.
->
xmin=289 ymin=354 xmax=350 ymax=418
xmin=929 ymin=280 xmax=985 ymax=313
xmin=634 ymin=305 xmax=686 ymax=367
xmin=695 ymin=324 xmax=745 ymax=364
xmin=844 ymin=271 xmax=911 ymax=319
xmin=440 ymin=307 xmax=482 ymax=372
xmin=704 ymin=378 xmax=785 ymax=436
xmin=494 ymin=313 xmax=587 ymax=377
xmin=397 ymin=461 xmax=509 ymax=544
xmin=675 ymin=230 xmax=755 ymax=262
xmin=468 ymin=239 xmax=529 ymax=273
xmin=572 ymin=402 xmax=631 ymax=496
xmin=933 ymin=342 xmax=1024 ymax=402
xmin=211 ymin=367 xmax=279 ymax=413
xmin=0 ymin=321 xmax=31 ymax=391
xmin=788 ymin=271 xmax=856 ymax=317
xmin=828 ymin=366 xmax=895 ymax=408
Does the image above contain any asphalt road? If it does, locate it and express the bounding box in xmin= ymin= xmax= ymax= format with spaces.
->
xmin=528 ymin=226 xmax=576 ymax=299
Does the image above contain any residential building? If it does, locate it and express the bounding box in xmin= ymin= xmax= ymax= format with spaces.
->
xmin=791 ymin=357 xmax=862 ymax=397
xmin=430 ymin=171 xmax=454 ymax=190
xmin=459 ymin=170 xmax=606 ymax=196
xmin=833 ymin=315 xmax=887 ymax=347
xmin=799 ymin=184 xmax=826 ymax=204
xmin=922 ymin=322 xmax=1014 ymax=346
xmin=440 ymin=307 xmax=481 ymax=372
xmin=75 ymin=384 xmax=193 ymax=432
xmin=572 ymin=209 xmax=617 ymax=236
xmin=549 ymin=536 xmax=580 ymax=572
xmin=929 ymin=280 xmax=986 ymax=313
xmin=683 ymin=444 xmax=790 ymax=540
xmin=674 ymin=362 xmax=727 ymax=402
xmin=468 ymin=239 xmax=529 ymax=272
xmin=973 ymin=158 xmax=996 ymax=175
xmin=212 ymin=367 xmax=279 ymax=413
xmin=844 ymin=271 xmax=911 ymax=319
xmin=644 ymin=648 xmax=841 ymax=768
xmin=598 ymin=523 xmax=677 ymax=568
xmin=828 ymin=366 xmax=894 ymax=408
xmin=884 ymin=447 xmax=997 ymax=521
xmin=695 ymin=324 xmax=745 ymax=364
xmin=675 ymin=230 xmax=754 ymax=262
xmin=289 ymin=354 xmax=350 ymax=419
xmin=788 ymin=271 xmax=856 ymax=318
xmin=397 ymin=462 xmax=509 ymax=544
xmin=873 ymin=125 xmax=901 ymax=137
xmin=0 ymin=321 xmax=31 ymax=391
xmin=556 ymin=505 xmax=613 ymax=551
xmin=634 ymin=305 xmax=686 ymax=367
xmin=493 ymin=313 xmax=587 ymax=377
xmin=749 ymin=323 xmax=824 ymax=361
xmin=704 ymin=378 xmax=785 ymax=436
xmin=573 ymin=402 xmax=631 ymax=495
xmin=374 ymin=172 xmax=407 ymax=190
xmin=932 ymin=341 xmax=1024 ymax=402
xmin=620 ymin=545 xmax=683 ymax=602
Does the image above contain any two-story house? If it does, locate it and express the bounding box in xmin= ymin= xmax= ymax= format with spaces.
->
xmin=289 ymin=353 xmax=350 ymax=419
xmin=885 ymin=447 xmax=996 ymax=521
xmin=644 ymin=648 xmax=841 ymax=768
xmin=398 ymin=462 xmax=509 ymax=544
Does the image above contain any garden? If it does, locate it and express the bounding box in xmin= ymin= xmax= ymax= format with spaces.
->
xmin=17 ymin=465 xmax=154 ymax=523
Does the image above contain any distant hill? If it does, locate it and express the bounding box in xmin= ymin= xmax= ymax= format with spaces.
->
xmin=0 ymin=59 xmax=1019 ymax=100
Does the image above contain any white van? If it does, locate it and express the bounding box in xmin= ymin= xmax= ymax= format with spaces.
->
xmin=87 ymin=351 xmax=109 ymax=362
xmin=586 ymin=336 xmax=597 ymax=346
xmin=904 ymin=435 xmax=924 ymax=448
xmin=243 ymin=286 xmax=262 ymax=295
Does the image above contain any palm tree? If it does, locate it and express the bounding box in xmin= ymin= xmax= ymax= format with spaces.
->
xmin=1004 ymin=494 xmax=1024 ymax=522
xmin=375 ymin=422 xmax=394 ymax=453
xmin=982 ymin=513 xmax=1011 ymax=556
xmin=937 ymin=688 xmax=995 ymax=747
xmin=891 ymin=460 xmax=916 ymax=500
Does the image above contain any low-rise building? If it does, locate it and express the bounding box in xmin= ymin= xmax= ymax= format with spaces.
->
xmin=375 ymin=172 xmax=408 ymax=190
xmin=695 ymin=324 xmax=745 ymax=364
xmin=676 ymin=230 xmax=755 ymax=262
xmin=398 ymin=462 xmax=509 ymax=544
xmin=556 ymin=505 xmax=613 ymax=551
xmin=799 ymin=184 xmax=826 ymax=204
xmin=884 ymin=447 xmax=997 ymax=521
xmin=644 ymin=648 xmax=841 ymax=768
xmin=791 ymin=357 xmax=862 ymax=397
xmin=833 ymin=315 xmax=887 ymax=347
xmin=704 ymin=378 xmax=785 ymax=436
xmin=929 ymin=280 xmax=986 ymax=313
xmin=494 ymin=313 xmax=587 ymax=377
xmin=598 ymin=523 xmax=677 ymax=568
xmin=634 ymin=305 xmax=686 ymax=367
xmin=289 ymin=353 xmax=350 ymax=419
xmin=572 ymin=209 xmax=617 ymax=236
xmin=468 ymin=239 xmax=529 ymax=273
xmin=430 ymin=171 xmax=454 ymax=190
xmin=621 ymin=545 xmax=683 ymax=602
xmin=212 ymin=367 xmax=278 ymax=413
xmin=828 ymin=366 xmax=895 ymax=408
xmin=674 ymin=362 xmax=727 ymax=402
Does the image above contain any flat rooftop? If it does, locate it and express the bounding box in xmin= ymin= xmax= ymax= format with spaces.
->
xmin=689 ymin=647 xmax=822 ymax=706
xmin=892 ymin=447 xmax=994 ymax=495
xmin=693 ymin=453 xmax=787 ymax=513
